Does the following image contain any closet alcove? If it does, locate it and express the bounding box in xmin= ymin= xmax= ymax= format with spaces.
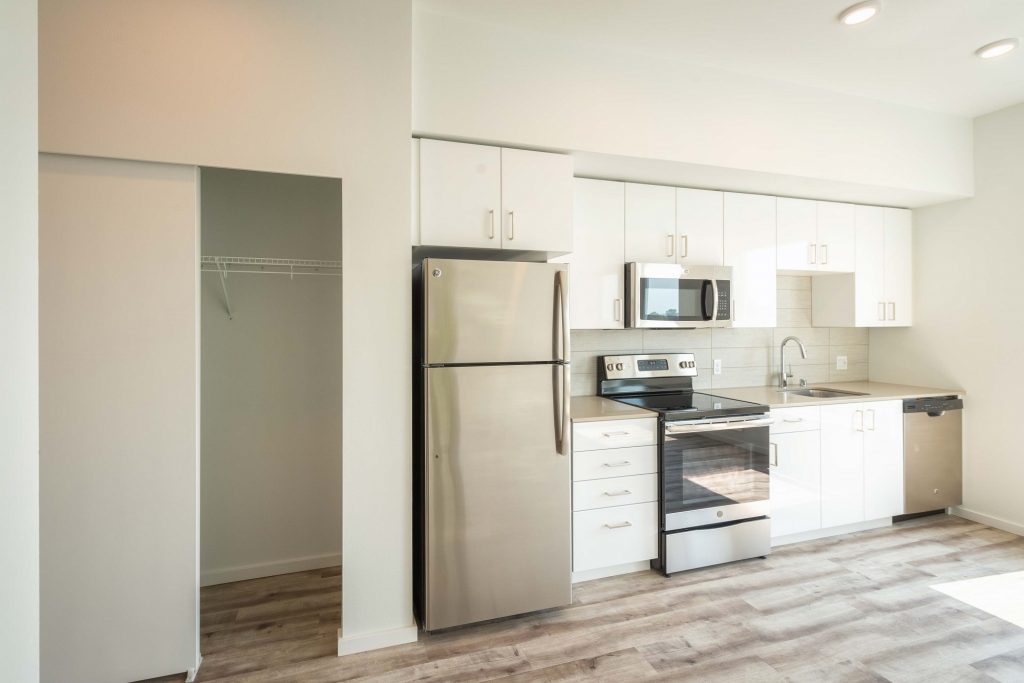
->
xmin=199 ymin=167 xmax=343 ymax=602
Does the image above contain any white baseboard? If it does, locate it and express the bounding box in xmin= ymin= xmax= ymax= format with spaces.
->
xmin=337 ymin=624 xmax=419 ymax=656
xmin=201 ymin=552 xmax=341 ymax=586
xmin=186 ymin=654 xmax=202 ymax=683
xmin=952 ymin=506 xmax=1024 ymax=537
xmin=572 ymin=561 xmax=652 ymax=583
xmin=771 ymin=518 xmax=892 ymax=547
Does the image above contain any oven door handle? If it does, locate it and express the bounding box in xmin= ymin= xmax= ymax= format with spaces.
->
xmin=665 ymin=417 xmax=774 ymax=434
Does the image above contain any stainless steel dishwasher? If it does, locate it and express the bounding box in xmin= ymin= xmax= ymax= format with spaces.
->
xmin=903 ymin=396 xmax=964 ymax=514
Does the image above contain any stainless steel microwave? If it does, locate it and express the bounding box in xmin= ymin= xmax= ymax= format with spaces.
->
xmin=625 ymin=263 xmax=732 ymax=329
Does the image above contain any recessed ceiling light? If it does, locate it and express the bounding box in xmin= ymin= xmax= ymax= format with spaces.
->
xmin=975 ymin=38 xmax=1019 ymax=59
xmin=838 ymin=0 xmax=881 ymax=26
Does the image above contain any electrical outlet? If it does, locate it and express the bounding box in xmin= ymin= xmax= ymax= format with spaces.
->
xmin=713 ymin=359 xmax=722 ymax=375
xmin=836 ymin=355 xmax=848 ymax=370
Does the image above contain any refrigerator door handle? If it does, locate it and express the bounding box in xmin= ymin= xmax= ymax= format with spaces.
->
xmin=556 ymin=269 xmax=569 ymax=362
xmin=555 ymin=269 xmax=571 ymax=455
xmin=554 ymin=364 xmax=571 ymax=455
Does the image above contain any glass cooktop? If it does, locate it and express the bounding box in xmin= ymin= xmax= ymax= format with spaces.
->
xmin=612 ymin=392 xmax=766 ymax=419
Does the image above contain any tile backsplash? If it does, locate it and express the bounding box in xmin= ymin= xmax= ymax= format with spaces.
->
xmin=570 ymin=275 xmax=869 ymax=396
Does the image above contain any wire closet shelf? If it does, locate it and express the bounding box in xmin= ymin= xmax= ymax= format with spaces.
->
xmin=200 ymin=255 xmax=342 ymax=276
xmin=201 ymin=256 xmax=342 ymax=320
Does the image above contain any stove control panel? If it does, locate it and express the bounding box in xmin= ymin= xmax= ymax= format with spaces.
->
xmin=600 ymin=353 xmax=699 ymax=381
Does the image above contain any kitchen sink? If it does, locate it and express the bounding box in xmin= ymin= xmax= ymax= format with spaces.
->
xmin=779 ymin=388 xmax=870 ymax=399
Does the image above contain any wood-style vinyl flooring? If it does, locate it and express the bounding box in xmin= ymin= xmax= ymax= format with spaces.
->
xmin=153 ymin=515 xmax=1024 ymax=682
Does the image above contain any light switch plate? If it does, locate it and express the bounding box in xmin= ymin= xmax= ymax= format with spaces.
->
xmin=713 ymin=359 xmax=722 ymax=375
xmin=836 ymin=355 xmax=848 ymax=370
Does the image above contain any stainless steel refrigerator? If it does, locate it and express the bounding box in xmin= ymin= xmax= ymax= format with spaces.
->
xmin=414 ymin=258 xmax=571 ymax=632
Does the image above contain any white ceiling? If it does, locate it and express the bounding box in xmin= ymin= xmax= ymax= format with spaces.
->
xmin=417 ymin=0 xmax=1024 ymax=117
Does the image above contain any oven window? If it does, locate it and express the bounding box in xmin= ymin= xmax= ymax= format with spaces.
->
xmin=640 ymin=278 xmax=708 ymax=322
xmin=662 ymin=426 xmax=769 ymax=515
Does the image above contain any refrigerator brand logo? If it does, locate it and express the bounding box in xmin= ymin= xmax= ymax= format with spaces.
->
xmin=432 ymin=268 xmax=443 ymax=278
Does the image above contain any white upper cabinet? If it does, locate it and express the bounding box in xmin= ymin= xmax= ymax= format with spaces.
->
xmin=724 ymin=192 xmax=777 ymax=327
xmin=812 ymin=205 xmax=913 ymax=327
xmin=777 ymin=198 xmax=854 ymax=273
xmin=500 ymin=147 xmax=574 ymax=253
xmin=776 ymin=197 xmax=817 ymax=271
xmin=816 ymin=202 xmax=855 ymax=273
xmin=883 ymin=208 xmax=913 ymax=326
xmin=559 ymin=179 xmax=625 ymax=329
xmin=676 ymin=188 xmax=724 ymax=266
xmin=624 ymin=183 xmax=676 ymax=264
xmin=417 ymin=139 xmax=572 ymax=253
xmin=624 ymin=184 xmax=723 ymax=266
xmin=419 ymin=139 xmax=502 ymax=249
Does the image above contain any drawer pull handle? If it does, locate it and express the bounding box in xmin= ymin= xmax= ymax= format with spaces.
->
xmin=603 ymin=461 xmax=632 ymax=468
xmin=604 ymin=521 xmax=633 ymax=529
xmin=601 ymin=431 xmax=630 ymax=437
xmin=782 ymin=418 xmax=803 ymax=423
xmin=603 ymin=489 xmax=632 ymax=497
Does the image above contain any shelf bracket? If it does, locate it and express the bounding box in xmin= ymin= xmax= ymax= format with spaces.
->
xmin=216 ymin=259 xmax=233 ymax=320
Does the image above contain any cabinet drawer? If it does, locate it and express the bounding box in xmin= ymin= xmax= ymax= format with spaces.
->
xmin=771 ymin=406 xmax=821 ymax=434
xmin=573 ymin=446 xmax=657 ymax=482
xmin=573 ymin=474 xmax=658 ymax=511
xmin=573 ymin=502 xmax=658 ymax=572
xmin=573 ymin=418 xmax=657 ymax=451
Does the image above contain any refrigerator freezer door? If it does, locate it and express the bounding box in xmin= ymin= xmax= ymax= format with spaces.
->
xmin=424 ymin=363 xmax=571 ymax=630
xmin=423 ymin=258 xmax=569 ymax=365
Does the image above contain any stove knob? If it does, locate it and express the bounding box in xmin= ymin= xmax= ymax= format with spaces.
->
xmin=615 ymin=362 xmax=624 ymax=371
xmin=679 ymin=361 xmax=686 ymax=369
xmin=606 ymin=363 xmax=615 ymax=372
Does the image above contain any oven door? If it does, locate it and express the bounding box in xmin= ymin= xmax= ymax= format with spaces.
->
xmin=661 ymin=416 xmax=771 ymax=531
xmin=626 ymin=263 xmax=731 ymax=329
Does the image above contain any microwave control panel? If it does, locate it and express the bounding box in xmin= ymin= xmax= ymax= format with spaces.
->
xmin=715 ymin=280 xmax=731 ymax=320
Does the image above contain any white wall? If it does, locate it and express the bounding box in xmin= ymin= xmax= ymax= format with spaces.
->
xmin=870 ymin=102 xmax=1024 ymax=534
xmin=40 ymin=154 xmax=200 ymax=683
xmin=0 ymin=1 xmax=39 ymax=681
xmin=413 ymin=9 xmax=974 ymax=207
xmin=40 ymin=0 xmax=415 ymax=658
xmin=201 ymin=169 xmax=343 ymax=586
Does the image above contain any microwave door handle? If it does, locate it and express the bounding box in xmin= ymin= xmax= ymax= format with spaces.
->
xmin=700 ymin=280 xmax=711 ymax=321
xmin=711 ymin=279 xmax=719 ymax=322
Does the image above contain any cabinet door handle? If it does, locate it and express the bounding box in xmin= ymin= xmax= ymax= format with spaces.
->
xmin=489 ymin=209 xmax=496 ymax=239
xmin=603 ymin=489 xmax=632 ymax=497
xmin=603 ymin=460 xmax=632 ymax=468
xmin=613 ymin=298 xmax=622 ymax=322
xmin=680 ymin=235 xmax=689 ymax=258
xmin=782 ymin=417 xmax=803 ymax=423
xmin=666 ymin=234 xmax=674 ymax=257
xmin=888 ymin=302 xmax=896 ymax=321
xmin=854 ymin=410 xmax=864 ymax=432
xmin=604 ymin=521 xmax=633 ymax=529
xmin=508 ymin=210 xmax=515 ymax=241
xmin=809 ymin=243 xmax=817 ymax=264
xmin=769 ymin=442 xmax=779 ymax=467
xmin=820 ymin=244 xmax=828 ymax=265
xmin=878 ymin=302 xmax=885 ymax=321
xmin=601 ymin=431 xmax=630 ymax=438
xmin=866 ymin=409 xmax=876 ymax=431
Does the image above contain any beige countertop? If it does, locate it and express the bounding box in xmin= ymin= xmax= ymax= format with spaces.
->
xmin=712 ymin=381 xmax=965 ymax=409
xmin=571 ymin=396 xmax=657 ymax=422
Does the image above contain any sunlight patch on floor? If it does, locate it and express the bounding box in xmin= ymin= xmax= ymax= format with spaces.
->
xmin=933 ymin=571 xmax=1024 ymax=629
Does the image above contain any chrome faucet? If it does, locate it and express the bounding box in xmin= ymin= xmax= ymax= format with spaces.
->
xmin=779 ymin=336 xmax=808 ymax=389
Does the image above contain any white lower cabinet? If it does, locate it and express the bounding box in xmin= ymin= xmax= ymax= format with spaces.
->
xmin=571 ymin=418 xmax=659 ymax=578
xmin=770 ymin=430 xmax=821 ymax=537
xmin=771 ymin=401 xmax=903 ymax=542
xmin=572 ymin=503 xmax=658 ymax=573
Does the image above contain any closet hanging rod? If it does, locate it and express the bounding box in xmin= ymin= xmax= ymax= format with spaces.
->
xmin=200 ymin=256 xmax=342 ymax=276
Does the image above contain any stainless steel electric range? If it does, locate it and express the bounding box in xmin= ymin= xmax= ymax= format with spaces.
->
xmin=598 ymin=353 xmax=772 ymax=575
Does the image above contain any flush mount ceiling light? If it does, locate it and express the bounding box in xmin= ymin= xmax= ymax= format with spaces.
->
xmin=975 ymin=38 xmax=1019 ymax=59
xmin=838 ymin=0 xmax=881 ymax=26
